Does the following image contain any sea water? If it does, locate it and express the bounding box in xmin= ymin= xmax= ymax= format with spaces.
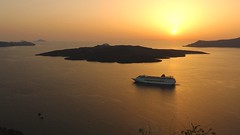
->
xmin=0 ymin=41 xmax=239 ymax=135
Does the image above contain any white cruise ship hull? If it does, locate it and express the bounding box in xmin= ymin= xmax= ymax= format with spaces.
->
xmin=133 ymin=75 xmax=176 ymax=85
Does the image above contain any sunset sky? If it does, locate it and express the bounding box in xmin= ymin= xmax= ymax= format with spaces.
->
xmin=0 ymin=0 xmax=240 ymax=42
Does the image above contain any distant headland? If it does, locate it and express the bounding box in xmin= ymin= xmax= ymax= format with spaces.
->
xmin=37 ymin=43 xmax=207 ymax=63
xmin=184 ymin=37 xmax=240 ymax=48
xmin=0 ymin=41 xmax=35 ymax=47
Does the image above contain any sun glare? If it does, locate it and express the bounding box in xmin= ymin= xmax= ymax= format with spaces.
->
xmin=172 ymin=28 xmax=177 ymax=35
xmin=153 ymin=11 xmax=183 ymax=36
xmin=168 ymin=15 xmax=181 ymax=35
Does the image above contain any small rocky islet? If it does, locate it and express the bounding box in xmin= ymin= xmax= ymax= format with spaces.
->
xmin=37 ymin=43 xmax=207 ymax=63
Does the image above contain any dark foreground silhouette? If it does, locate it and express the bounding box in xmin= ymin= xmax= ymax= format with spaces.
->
xmin=184 ymin=37 xmax=240 ymax=48
xmin=0 ymin=41 xmax=35 ymax=47
xmin=0 ymin=127 xmax=24 ymax=135
xmin=37 ymin=44 xmax=207 ymax=63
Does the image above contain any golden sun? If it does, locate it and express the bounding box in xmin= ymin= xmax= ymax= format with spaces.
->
xmin=172 ymin=28 xmax=177 ymax=35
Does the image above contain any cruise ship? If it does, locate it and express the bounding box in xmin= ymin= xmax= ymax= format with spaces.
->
xmin=132 ymin=74 xmax=176 ymax=85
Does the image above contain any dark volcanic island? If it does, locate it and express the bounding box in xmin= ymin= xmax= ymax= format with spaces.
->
xmin=0 ymin=41 xmax=35 ymax=47
xmin=184 ymin=37 xmax=240 ymax=48
xmin=37 ymin=44 xmax=207 ymax=63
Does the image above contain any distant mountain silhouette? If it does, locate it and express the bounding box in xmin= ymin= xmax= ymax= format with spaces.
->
xmin=37 ymin=44 xmax=207 ymax=64
xmin=184 ymin=37 xmax=240 ymax=47
xmin=0 ymin=41 xmax=35 ymax=47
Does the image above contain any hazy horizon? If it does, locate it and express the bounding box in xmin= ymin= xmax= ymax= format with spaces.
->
xmin=1 ymin=0 xmax=240 ymax=42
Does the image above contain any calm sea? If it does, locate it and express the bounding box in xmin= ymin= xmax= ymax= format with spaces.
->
xmin=0 ymin=41 xmax=239 ymax=135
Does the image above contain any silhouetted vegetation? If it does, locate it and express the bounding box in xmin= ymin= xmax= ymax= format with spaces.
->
xmin=138 ymin=123 xmax=216 ymax=135
xmin=180 ymin=123 xmax=216 ymax=135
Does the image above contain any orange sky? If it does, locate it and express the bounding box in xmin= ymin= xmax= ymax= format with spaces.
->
xmin=0 ymin=0 xmax=240 ymax=42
